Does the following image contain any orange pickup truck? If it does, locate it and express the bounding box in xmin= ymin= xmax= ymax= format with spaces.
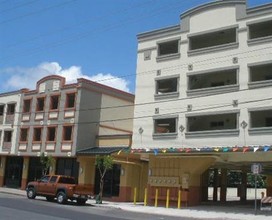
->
xmin=26 ymin=175 xmax=92 ymax=205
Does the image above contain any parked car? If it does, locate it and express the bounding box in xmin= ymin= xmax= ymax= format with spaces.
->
xmin=26 ymin=175 xmax=92 ymax=205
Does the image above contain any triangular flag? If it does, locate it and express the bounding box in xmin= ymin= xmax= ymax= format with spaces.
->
xmin=214 ymin=148 xmax=220 ymax=152
xmin=145 ymin=148 xmax=150 ymax=152
xmin=233 ymin=147 xmax=239 ymax=152
xmin=117 ymin=149 xmax=122 ymax=155
xmin=154 ymin=149 xmax=158 ymax=156
xmin=162 ymin=149 xmax=167 ymax=153
xmin=223 ymin=148 xmax=229 ymax=152
xmin=186 ymin=148 xmax=191 ymax=153
xmin=264 ymin=146 xmax=270 ymax=152
xmin=243 ymin=147 xmax=249 ymax=153
xmin=195 ymin=148 xmax=201 ymax=152
xmin=254 ymin=147 xmax=259 ymax=152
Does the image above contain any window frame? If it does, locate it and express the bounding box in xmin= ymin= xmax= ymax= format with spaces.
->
xmin=62 ymin=125 xmax=73 ymax=141
xmin=23 ymin=99 xmax=32 ymax=113
xmin=156 ymin=38 xmax=181 ymax=62
xmin=20 ymin=127 xmax=29 ymax=142
xmin=33 ymin=127 xmax=43 ymax=142
xmin=65 ymin=93 xmax=76 ymax=109
xmin=50 ymin=94 xmax=60 ymax=111
xmin=36 ymin=96 xmax=46 ymax=112
xmin=153 ymin=116 xmax=178 ymax=139
xmin=47 ymin=126 xmax=57 ymax=142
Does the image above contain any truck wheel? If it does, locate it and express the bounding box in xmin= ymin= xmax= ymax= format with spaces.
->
xmin=56 ymin=192 xmax=67 ymax=204
xmin=46 ymin=196 xmax=54 ymax=202
xmin=27 ymin=188 xmax=36 ymax=199
xmin=76 ymin=198 xmax=87 ymax=205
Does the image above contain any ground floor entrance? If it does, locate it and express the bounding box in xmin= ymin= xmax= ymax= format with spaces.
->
xmin=4 ymin=156 xmax=23 ymax=188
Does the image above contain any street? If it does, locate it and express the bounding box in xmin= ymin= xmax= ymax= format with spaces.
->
xmin=0 ymin=193 xmax=193 ymax=220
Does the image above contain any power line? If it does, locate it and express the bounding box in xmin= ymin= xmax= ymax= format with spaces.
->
xmin=2 ymin=94 xmax=272 ymax=127
xmin=0 ymin=0 xmax=76 ymax=25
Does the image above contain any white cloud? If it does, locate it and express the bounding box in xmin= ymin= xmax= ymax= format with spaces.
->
xmin=1 ymin=62 xmax=130 ymax=92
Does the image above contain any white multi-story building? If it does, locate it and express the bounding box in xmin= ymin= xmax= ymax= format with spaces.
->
xmin=132 ymin=0 xmax=272 ymax=206
xmin=133 ymin=0 xmax=272 ymax=149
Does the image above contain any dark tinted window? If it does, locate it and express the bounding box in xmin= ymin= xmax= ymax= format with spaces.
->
xmin=59 ymin=177 xmax=75 ymax=184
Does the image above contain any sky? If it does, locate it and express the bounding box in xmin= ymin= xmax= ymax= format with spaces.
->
xmin=0 ymin=0 xmax=271 ymax=94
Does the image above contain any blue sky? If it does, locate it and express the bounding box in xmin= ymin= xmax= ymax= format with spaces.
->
xmin=0 ymin=0 xmax=271 ymax=94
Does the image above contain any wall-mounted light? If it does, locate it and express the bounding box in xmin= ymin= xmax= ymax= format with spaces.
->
xmin=79 ymin=167 xmax=83 ymax=174
xmin=148 ymin=169 xmax=152 ymax=176
xmin=121 ymin=168 xmax=125 ymax=176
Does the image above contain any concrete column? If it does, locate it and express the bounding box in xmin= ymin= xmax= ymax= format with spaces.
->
xmin=77 ymin=157 xmax=95 ymax=186
xmin=201 ymin=169 xmax=209 ymax=202
xmin=21 ymin=157 xmax=29 ymax=190
xmin=0 ymin=156 xmax=6 ymax=186
xmin=213 ymin=169 xmax=218 ymax=202
xmin=220 ymin=168 xmax=227 ymax=203
xmin=240 ymin=170 xmax=247 ymax=202
xmin=266 ymin=175 xmax=272 ymax=196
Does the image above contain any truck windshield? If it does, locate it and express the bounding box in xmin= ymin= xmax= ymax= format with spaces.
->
xmin=59 ymin=177 xmax=76 ymax=184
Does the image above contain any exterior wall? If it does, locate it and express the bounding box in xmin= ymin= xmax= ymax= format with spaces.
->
xmin=147 ymin=156 xmax=215 ymax=206
xmin=0 ymin=91 xmax=22 ymax=154
xmin=100 ymin=94 xmax=134 ymax=133
xmin=76 ymin=88 xmax=102 ymax=151
xmin=133 ymin=0 xmax=272 ymax=149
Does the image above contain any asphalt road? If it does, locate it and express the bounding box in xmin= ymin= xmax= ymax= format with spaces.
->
xmin=0 ymin=193 xmax=193 ymax=220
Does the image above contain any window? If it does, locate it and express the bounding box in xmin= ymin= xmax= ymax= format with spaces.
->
xmin=187 ymin=113 xmax=237 ymax=132
xmin=250 ymin=110 xmax=272 ymax=128
xmin=50 ymin=95 xmax=59 ymax=110
xmin=248 ymin=20 xmax=272 ymax=40
xmin=59 ymin=176 xmax=76 ymax=184
xmin=49 ymin=176 xmax=58 ymax=183
xmin=0 ymin=105 xmax=4 ymax=116
xmin=4 ymin=130 xmax=12 ymax=142
xmin=47 ymin=127 xmax=56 ymax=141
xmin=66 ymin=93 xmax=75 ymax=108
xmin=154 ymin=118 xmax=177 ymax=134
xmin=188 ymin=68 xmax=237 ymax=91
xmin=63 ymin=126 xmax=72 ymax=141
xmin=36 ymin=97 xmax=45 ymax=111
xmin=189 ymin=28 xmax=237 ymax=51
xmin=23 ymin=99 xmax=31 ymax=113
xmin=7 ymin=103 xmax=15 ymax=115
xmin=158 ymin=40 xmax=179 ymax=56
xmin=20 ymin=128 xmax=28 ymax=142
xmin=156 ymin=78 xmax=178 ymax=94
xmin=249 ymin=63 xmax=272 ymax=83
xmin=40 ymin=176 xmax=50 ymax=183
xmin=33 ymin=127 xmax=42 ymax=142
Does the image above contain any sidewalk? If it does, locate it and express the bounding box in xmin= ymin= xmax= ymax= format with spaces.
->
xmin=1 ymin=187 xmax=272 ymax=220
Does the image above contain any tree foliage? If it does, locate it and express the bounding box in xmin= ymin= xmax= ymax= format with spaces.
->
xmin=95 ymin=155 xmax=114 ymax=203
xmin=40 ymin=152 xmax=54 ymax=175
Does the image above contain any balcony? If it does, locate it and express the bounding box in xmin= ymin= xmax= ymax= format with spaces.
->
xmin=248 ymin=19 xmax=272 ymax=45
xmin=248 ymin=109 xmax=272 ymax=135
xmin=156 ymin=39 xmax=180 ymax=62
xmin=187 ymin=68 xmax=239 ymax=96
xmin=154 ymin=76 xmax=179 ymax=100
xmin=186 ymin=112 xmax=239 ymax=138
xmin=188 ymin=26 xmax=238 ymax=55
xmin=248 ymin=62 xmax=272 ymax=89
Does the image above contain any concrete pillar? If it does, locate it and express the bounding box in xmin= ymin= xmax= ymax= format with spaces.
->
xmin=240 ymin=170 xmax=247 ymax=202
xmin=213 ymin=169 xmax=218 ymax=202
xmin=220 ymin=168 xmax=227 ymax=203
xmin=266 ymin=175 xmax=272 ymax=196
xmin=0 ymin=156 xmax=6 ymax=186
xmin=21 ymin=157 xmax=29 ymax=190
xmin=201 ymin=169 xmax=209 ymax=201
xmin=77 ymin=157 xmax=95 ymax=192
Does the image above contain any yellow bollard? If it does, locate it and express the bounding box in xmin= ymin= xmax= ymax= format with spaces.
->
xmin=144 ymin=188 xmax=147 ymax=206
xmin=166 ymin=189 xmax=170 ymax=208
xmin=134 ymin=187 xmax=137 ymax=205
xmin=177 ymin=190 xmax=181 ymax=209
xmin=155 ymin=188 xmax=158 ymax=207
